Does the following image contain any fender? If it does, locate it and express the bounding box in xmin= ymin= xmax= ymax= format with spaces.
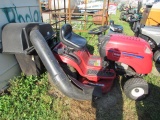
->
xmin=53 ymin=53 xmax=84 ymax=76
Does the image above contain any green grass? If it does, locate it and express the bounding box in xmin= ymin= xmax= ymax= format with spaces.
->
xmin=0 ymin=74 xmax=70 ymax=120
xmin=109 ymin=11 xmax=134 ymax=36
xmin=0 ymin=11 xmax=160 ymax=120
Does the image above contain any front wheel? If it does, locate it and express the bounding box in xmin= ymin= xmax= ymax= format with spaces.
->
xmin=123 ymin=78 xmax=149 ymax=100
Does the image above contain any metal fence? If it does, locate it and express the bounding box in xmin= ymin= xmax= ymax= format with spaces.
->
xmin=40 ymin=0 xmax=109 ymax=32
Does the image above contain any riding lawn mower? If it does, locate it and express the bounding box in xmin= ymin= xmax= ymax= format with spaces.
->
xmin=108 ymin=20 xmax=123 ymax=35
xmin=119 ymin=7 xmax=138 ymax=21
xmin=132 ymin=2 xmax=160 ymax=64
xmin=1 ymin=22 xmax=153 ymax=101
xmin=133 ymin=25 xmax=160 ymax=64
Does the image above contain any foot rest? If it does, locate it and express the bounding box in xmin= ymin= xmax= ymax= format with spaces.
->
xmin=87 ymin=69 xmax=114 ymax=77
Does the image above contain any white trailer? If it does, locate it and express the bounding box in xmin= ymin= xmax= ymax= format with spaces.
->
xmin=0 ymin=0 xmax=41 ymax=91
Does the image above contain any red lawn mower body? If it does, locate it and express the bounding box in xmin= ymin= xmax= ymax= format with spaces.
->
xmin=104 ymin=34 xmax=152 ymax=74
xmin=1 ymin=23 xmax=152 ymax=100
xmin=52 ymin=24 xmax=152 ymax=93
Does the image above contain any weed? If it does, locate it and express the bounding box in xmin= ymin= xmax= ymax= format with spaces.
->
xmin=0 ymin=73 xmax=70 ymax=120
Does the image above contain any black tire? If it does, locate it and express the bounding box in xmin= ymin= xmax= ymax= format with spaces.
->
xmin=132 ymin=21 xmax=138 ymax=32
xmin=147 ymin=39 xmax=158 ymax=50
xmin=123 ymin=78 xmax=149 ymax=100
xmin=47 ymin=63 xmax=77 ymax=86
xmin=48 ymin=62 xmax=78 ymax=83
xmin=154 ymin=50 xmax=160 ymax=64
xmin=119 ymin=12 xmax=124 ymax=20
xmin=60 ymin=63 xmax=78 ymax=78
xmin=47 ymin=62 xmax=78 ymax=97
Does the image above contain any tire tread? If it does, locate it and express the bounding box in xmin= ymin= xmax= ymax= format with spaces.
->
xmin=123 ymin=78 xmax=148 ymax=100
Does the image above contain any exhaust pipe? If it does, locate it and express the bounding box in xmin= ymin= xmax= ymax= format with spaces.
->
xmin=29 ymin=29 xmax=102 ymax=100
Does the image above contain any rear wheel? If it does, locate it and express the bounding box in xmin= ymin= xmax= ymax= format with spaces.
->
xmin=154 ymin=50 xmax=160 ymax=64
xmin=47 ymin=62 xmax=78 ymax=97
xmin=48 ymin=62 xmax=78 ymax=84
xmin=60 ymin=63 xmax=78 ymax=78
xmin=132 ymin=21 xmax=139 ymax=33
xmin=123 ymin=78 xmax=149 ymax=100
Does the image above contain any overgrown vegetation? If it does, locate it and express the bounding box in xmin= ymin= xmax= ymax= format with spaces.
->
xmin=0 ymin=74 xmax=70 ymax=120
xmin=0 ymin=11 xmax=160 ymax=120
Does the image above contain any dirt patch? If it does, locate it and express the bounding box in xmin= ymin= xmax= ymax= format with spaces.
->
xmin=61 ymin=79 xmax=124 ymax=120
xmin=68 ymin=100 xmax=96 ymax=120
xmin=93 ymin=80 xmax=123 ymax=120
xmin=48 ymin=79 xmax=124 ymax=120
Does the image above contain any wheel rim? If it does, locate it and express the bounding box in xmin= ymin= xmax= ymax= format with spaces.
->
xmin=131 ymin=87 xmax=145 ymax=98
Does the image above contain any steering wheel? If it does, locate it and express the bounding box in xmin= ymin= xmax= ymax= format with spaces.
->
xmin=88 ymin=25 xmax=109 ymax=35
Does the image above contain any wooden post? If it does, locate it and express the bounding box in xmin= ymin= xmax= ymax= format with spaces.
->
xmin=84 ymin=0 xmax=87 ymax=29
xmin=48 ymin=0 xmax=52 ymax=24
xmin=102 ymin=0 xmax=107 ymax=26
xmin=38 ymin=0 xmax=43 ymax=22
xmin=58 ymin=0 xmax=61 ymax=28
xmin=106 ymin=0 xmax=109 ymax=25
xmin=68 ymin=0 xmax=71 ymax=24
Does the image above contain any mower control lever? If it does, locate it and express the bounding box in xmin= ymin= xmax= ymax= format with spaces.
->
xmin=88 ymin=25 xmax=109 ymax=35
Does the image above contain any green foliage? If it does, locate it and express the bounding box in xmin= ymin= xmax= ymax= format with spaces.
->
xmin=0 ymin=73 xmax=69 ymax=120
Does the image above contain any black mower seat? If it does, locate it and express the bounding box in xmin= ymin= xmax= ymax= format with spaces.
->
xmin=60 ymin=24 xmax=87 ymax=50
xmin=109 ymin=21 xmax=123 ymax=33
xmin=110 ymin=24 xmax=123 ymax=33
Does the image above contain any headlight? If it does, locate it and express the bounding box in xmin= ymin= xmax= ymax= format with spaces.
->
xmin=145 ymin=46 xmax=152 ymax=54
